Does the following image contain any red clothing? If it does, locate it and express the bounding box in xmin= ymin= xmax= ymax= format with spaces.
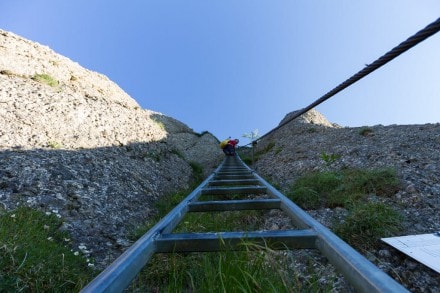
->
xmin=228 ymin=139 xmax=238 ymax=147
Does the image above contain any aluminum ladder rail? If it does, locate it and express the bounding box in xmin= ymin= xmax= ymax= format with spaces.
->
xmin=81 ymin=155 xmax=408 ymax=293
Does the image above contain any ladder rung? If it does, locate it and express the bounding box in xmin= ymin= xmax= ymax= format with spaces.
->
xmin=208 ymin=179 xmax=260 ymax=186
xmin=156 ymin=229 xmax=318 ymax=252
xmin=188 ymin=199 xmax=281 ymax=212
xmin=202 ymin=186 xmax=267 ymax=195
xmin=214 ymin=175 xmax=256 ymax=180
xmin=217 ymin=171 xmax=252 ymax=176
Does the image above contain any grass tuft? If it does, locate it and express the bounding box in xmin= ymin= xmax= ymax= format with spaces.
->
xmin=0 ymin=206 xmax=95 ymax=292
xmin=334 ymin=202 xmax=403 ymax=249
xmin=129 ymin=241 xmax=324 ymax=292
xmin=31 ymin=73 xmax=59 ymax=87
xmin=286 ymin=168 xmax=403 ymax=251
xmin=286 ymin=168 xmax=400 ymax=209
xmin=359 ymin=127 xmax=373 ymax=136
xmin=189 ymin=161 xmax=204 ymax=183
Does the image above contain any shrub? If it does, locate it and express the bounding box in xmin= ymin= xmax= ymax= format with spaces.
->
xmin=320 ymin=152 xmax=341 ymax=166
xmin=359 ymin=127 xmax=373 ymax=136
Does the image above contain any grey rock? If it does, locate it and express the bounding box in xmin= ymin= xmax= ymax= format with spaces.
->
xmin=255 ymin=115 xmax=440 ymax=291
xmin=0 ymin=29 xmax=222 ymax=270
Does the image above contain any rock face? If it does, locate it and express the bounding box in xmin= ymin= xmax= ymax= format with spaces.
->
xmin=254 ymin=111 xmax=440 ymax=291
xmin=0 ymin=30 xmax=222 ymax=267
xmin=2 ymin=28 xmax=439 ymax=291
xmin=278 ymin=108 xmax=340 ymax=128
xmin=0 ymin=29 xmax=211 ymax=150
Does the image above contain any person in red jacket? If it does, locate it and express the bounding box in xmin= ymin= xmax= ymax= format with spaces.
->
xmin=222 ymin=138 xmax=239 ymax=156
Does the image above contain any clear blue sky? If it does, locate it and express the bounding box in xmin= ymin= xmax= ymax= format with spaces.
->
xmin=1 ymin=1 xmax=439 ymax=143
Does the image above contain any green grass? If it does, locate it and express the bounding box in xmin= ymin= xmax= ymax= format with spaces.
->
xmin=130 ymin=228 xmax=340 ymax=292
xmin=286 ymin=168 xmax=400 ymax=209
xmin=175 ymin=210 xmax=264 ymax=233
xmin=170 ymin=148 xmax=184 ymax=159
xmin=128 ymin=241 xmax=333 ymax=292
xmin=127 ymin=184 xmax=334 ymax=291
xmin=189 ymin=161 xmax=203 ymax=183
xmin=320 ymin=152 xmax=341 ymax=166
xmin=286 ymin=168 xmax=403 ymax=251
xmin=358 ymin=127 xmax=373 ymax=136
xmin=261 ymin=141 xmax=275 ymax=154
xmin=334 ymin=202 xmax=403 ymax=249
xmin=31 ymin=73 xmax=59 ymax=87
xmin=126 ymin=167 xmax=401 ymax=291
xmin=47 ymin=140 xmax=62 ymax=149
xmin=241 ymin=156 xmax=253 ymax=165
xmin=0 ymin=206 xmax=95 ymax=292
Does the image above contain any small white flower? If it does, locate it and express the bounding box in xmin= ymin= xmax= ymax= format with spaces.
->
xmin=64 ymin=238 xmax=70 ymax=242
xmin=78 ymin=245 xmax=87 ymax=250
xmin=56 ymin=214 xmax=61 ymax=218
xmin=88 ymin=263 xmax=95 ymax=267
xmin=47 ymin=237 xmax=53 ymax=241
xmin=45 ymin=211 xmax=51 ymax=216
xmin=74 ymin=251 xmax=79 ymax=256
xmin=10 ymin=214 xmax=16 ymax=218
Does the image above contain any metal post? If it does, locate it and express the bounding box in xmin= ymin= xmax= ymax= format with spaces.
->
xmin=251 ymin=140 xmax=257 ymax=168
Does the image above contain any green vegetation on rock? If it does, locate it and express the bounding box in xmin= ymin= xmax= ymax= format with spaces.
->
xmin=0 ymin=206 xmax=95 ymax=292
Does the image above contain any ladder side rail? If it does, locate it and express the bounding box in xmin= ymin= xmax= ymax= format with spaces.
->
xmin=249 ymin=166 xmax=408 ymax=293
xmin=81 ymin=161 xmax=225 ymax=293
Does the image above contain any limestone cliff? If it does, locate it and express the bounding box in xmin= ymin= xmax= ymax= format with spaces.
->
xmin=0 ymin=29 xmax=222 ymax=267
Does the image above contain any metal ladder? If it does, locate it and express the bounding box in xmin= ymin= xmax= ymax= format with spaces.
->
xmin=81 ymin=155 xmax=408 ymax=292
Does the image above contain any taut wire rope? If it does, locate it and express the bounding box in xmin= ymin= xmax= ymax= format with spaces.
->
xmin=251 ymin=17 xmax=440 ymax=145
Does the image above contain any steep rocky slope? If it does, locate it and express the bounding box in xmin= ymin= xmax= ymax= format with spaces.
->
xmin=253 ymin=109 xmax=440 ymax=291
xmin=1 ymin=29 xmax=438 ymax=291
xmin=0 ymin=30 xmax=222 ymax=267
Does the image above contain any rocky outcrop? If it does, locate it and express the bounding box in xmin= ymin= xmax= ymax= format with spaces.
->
xmin=254 ymin=112 xmax=440 ymax=291
xmin=2 ymin=28 xmax=438 ymax=291
xmin=278 ymin=108 xmax=340 ymax=128
xmin=0 ymin=29 xmax=222 ymax=267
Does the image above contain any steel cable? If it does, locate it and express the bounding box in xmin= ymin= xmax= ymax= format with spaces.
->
xmin=255 ymin=17 xmax=440 ymax=143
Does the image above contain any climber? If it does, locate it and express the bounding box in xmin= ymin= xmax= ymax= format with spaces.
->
xmin=220 ymin=138 xmax=239 ymax=156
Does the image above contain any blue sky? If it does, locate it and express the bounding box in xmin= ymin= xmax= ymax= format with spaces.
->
xmin=1 ymin=1 xmax=439 ymax=143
